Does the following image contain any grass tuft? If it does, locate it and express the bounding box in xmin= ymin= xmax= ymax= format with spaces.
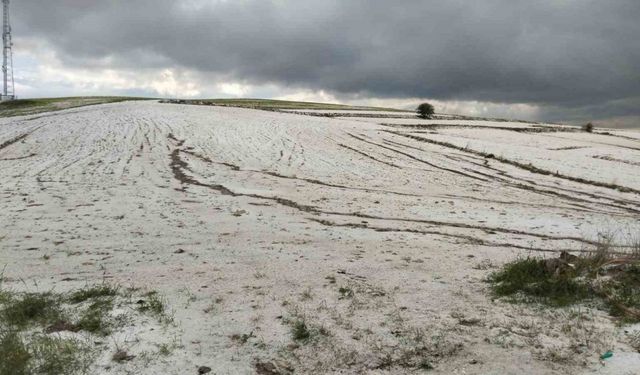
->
xmin=0 ymin=330 xmax=31 ymax=375
xmin=490 ymin=243 xmax=640 ymax=322
xmin=0 ymin=331 xmax=89 ymax=375
xmin=489 ymin=257 xmax=590 ymax=306
xmin=291 ymin=320 xmax=312 ymax=342
xmin=0 ymin=284 xmax=169 ymax=374
xmin=30 ymin=335 xmax=90 ymax=375
xmin=137 ymin=291 xmax=172 ymax=324
xmin=68 ymin=284 xmax=119 ymax=304
xmin=1 ymin=293 xmax=64 ymax=328
xmin=75 ymin=299 xmax=114 ymax=336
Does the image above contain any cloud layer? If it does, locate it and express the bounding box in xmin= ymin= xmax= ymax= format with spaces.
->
xmin=10 ymin=0 xmax=640 ymax=126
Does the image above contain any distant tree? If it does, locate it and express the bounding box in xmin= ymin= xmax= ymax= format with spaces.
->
xmin=416 ymin=103 xmax=435 ymax=119
xmin=583 ymin=122 xmax=594 ymax=133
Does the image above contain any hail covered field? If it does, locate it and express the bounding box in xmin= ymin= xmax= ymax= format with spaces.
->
xmin=1 ymin=100 xmax=640 ymax=374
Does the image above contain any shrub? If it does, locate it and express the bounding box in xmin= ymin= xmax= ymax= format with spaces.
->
xmin=416 ymin=103 xmax=435 ymax=119
xmin=583 ymin=122 xmax=594 ymax=133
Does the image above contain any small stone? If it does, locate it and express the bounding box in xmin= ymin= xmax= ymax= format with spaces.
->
xmin=197 ymin=366 xmax=212 ymax=374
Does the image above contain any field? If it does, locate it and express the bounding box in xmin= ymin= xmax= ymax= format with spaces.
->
xmin=163 ymin=98 xmax=406 ymax=111
xmin=1 ymin=99 xmax=640 ymax=374
xmin=0 ymin=97 xmax=152 ymax=118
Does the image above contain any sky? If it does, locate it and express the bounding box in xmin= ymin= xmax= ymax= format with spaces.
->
xmin=9 ymin=0 xmax=640 ymax=127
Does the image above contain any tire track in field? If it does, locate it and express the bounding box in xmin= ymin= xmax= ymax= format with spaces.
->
xmin=180 ymin=149 xmax=419 ymax=197
xmin=347 ymin=133 xmax=490 ymax=182
xmin=338 ymin=143 xmax=403 ymax=169
xmin=0 ymin=124 xmax=47 ymax=152
xmin=389 ymin=131 xmax=640 ymax=196
xmin=309 ymin=218 xmax=590 ymax=253
xmin=380 ymin=136 xmax=640 ymax=216
xmin=167 ymin=135 xmax=598 ymax=250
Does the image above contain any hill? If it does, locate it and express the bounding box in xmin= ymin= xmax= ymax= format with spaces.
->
xmin=1 ymin=99 xmax=639 ymax=374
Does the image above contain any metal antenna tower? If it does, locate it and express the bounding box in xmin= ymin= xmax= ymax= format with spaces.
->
xmin=2 ymin=0 xmax=15 ymax=102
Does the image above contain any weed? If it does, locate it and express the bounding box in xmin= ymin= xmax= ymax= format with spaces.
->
xmin=418 ymin=359 xmax=435 ymax=370
xmin=75 ymin=299 xmax=113 ymax=336
xmin=602 ymin=263 xmax=640 ymax=322
xmin=0 ymin=331 xmax=30 ymax=375
xmin=292 ymin=320 xmax=312 ymax=342
xmin=338 ymin=286 xmax=354 ymax=299
xmin=0 ymin=331 xmax=89 ymax=375
xmin=137 ymin=292 xmax=172 ymax=323
xmin=157 ymin=343 xmax=174 ymax=356
xmin=300 ymin=288 xmax=313 ymax=301
xmin=490 ymin=246 xmax=640 ymax=322
xmin=0 ymin=288 xmax=10 ymax=305
xmin=68 ymin=284 xmax=119 ymax=304
xmin=489 ymin=257 xmax=591 ymax=306
xmin=1 ymin=293 xmax=64 ymax=328
xmin=30 ymin=335 xmax=90 ymax=375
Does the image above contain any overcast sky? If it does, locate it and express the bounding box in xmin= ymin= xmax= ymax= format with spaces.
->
xmin=9 ymin=0 xmax=640 ymax=127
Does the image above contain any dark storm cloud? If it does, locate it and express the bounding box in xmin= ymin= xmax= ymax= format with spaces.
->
xmin=12 ymin=0 xmax=640 ymax=119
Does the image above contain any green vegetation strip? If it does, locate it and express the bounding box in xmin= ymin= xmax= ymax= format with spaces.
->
xmin=163 ymin=98 xmax=405 ymax=112
xmin=0 ymin=97 xmax=153 ymax=118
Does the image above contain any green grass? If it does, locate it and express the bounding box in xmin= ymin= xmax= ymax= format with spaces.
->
xmin=75 ymin=299 xmax=114 ymax=336
xmin=605 ymin=263 xmax=640 ymax=322
xmin=0 ymin=96 xmax=153 ymax=117
xmin=0 ymin=331 xmax=89 ymax=375
xmin=291 ymin=319 xmax=312 ymax=342
xmin=0 ymin=283 xmax=171 ymax=374
xmin=490 ymin=251 xmax=640 ymax=322
xmin=288 ymin=316 xmax=330 ymax=344
xmin=0 ymin=331 xmax=30 ymax=375
xmin=338 ymin=286 xmax=354 ymax=299
xmin=1 ymin=293 xmax=65 ymax=329
xmin=68 ymin=284 xmax=119 ymax=304
xmin=164 ymin=98 xmax=405 ymax=112
xmin=137 ymin=291 xmax=172 ymax=324
xmin=489 ymin=257 xmax=591 ymax=306
xmin=29 ymin=335 xmax=90 ymax=375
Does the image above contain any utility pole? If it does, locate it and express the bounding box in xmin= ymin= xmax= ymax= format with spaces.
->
xmin=2 ymin=0 xmax=15 ymax=102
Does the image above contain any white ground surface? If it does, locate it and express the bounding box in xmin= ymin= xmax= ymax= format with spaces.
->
xmin=1 ymin=101 xmax=640 ymax=374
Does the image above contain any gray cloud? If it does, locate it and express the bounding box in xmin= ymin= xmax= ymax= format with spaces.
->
xmin=11 ymin=0 xmax=640 ymax=123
